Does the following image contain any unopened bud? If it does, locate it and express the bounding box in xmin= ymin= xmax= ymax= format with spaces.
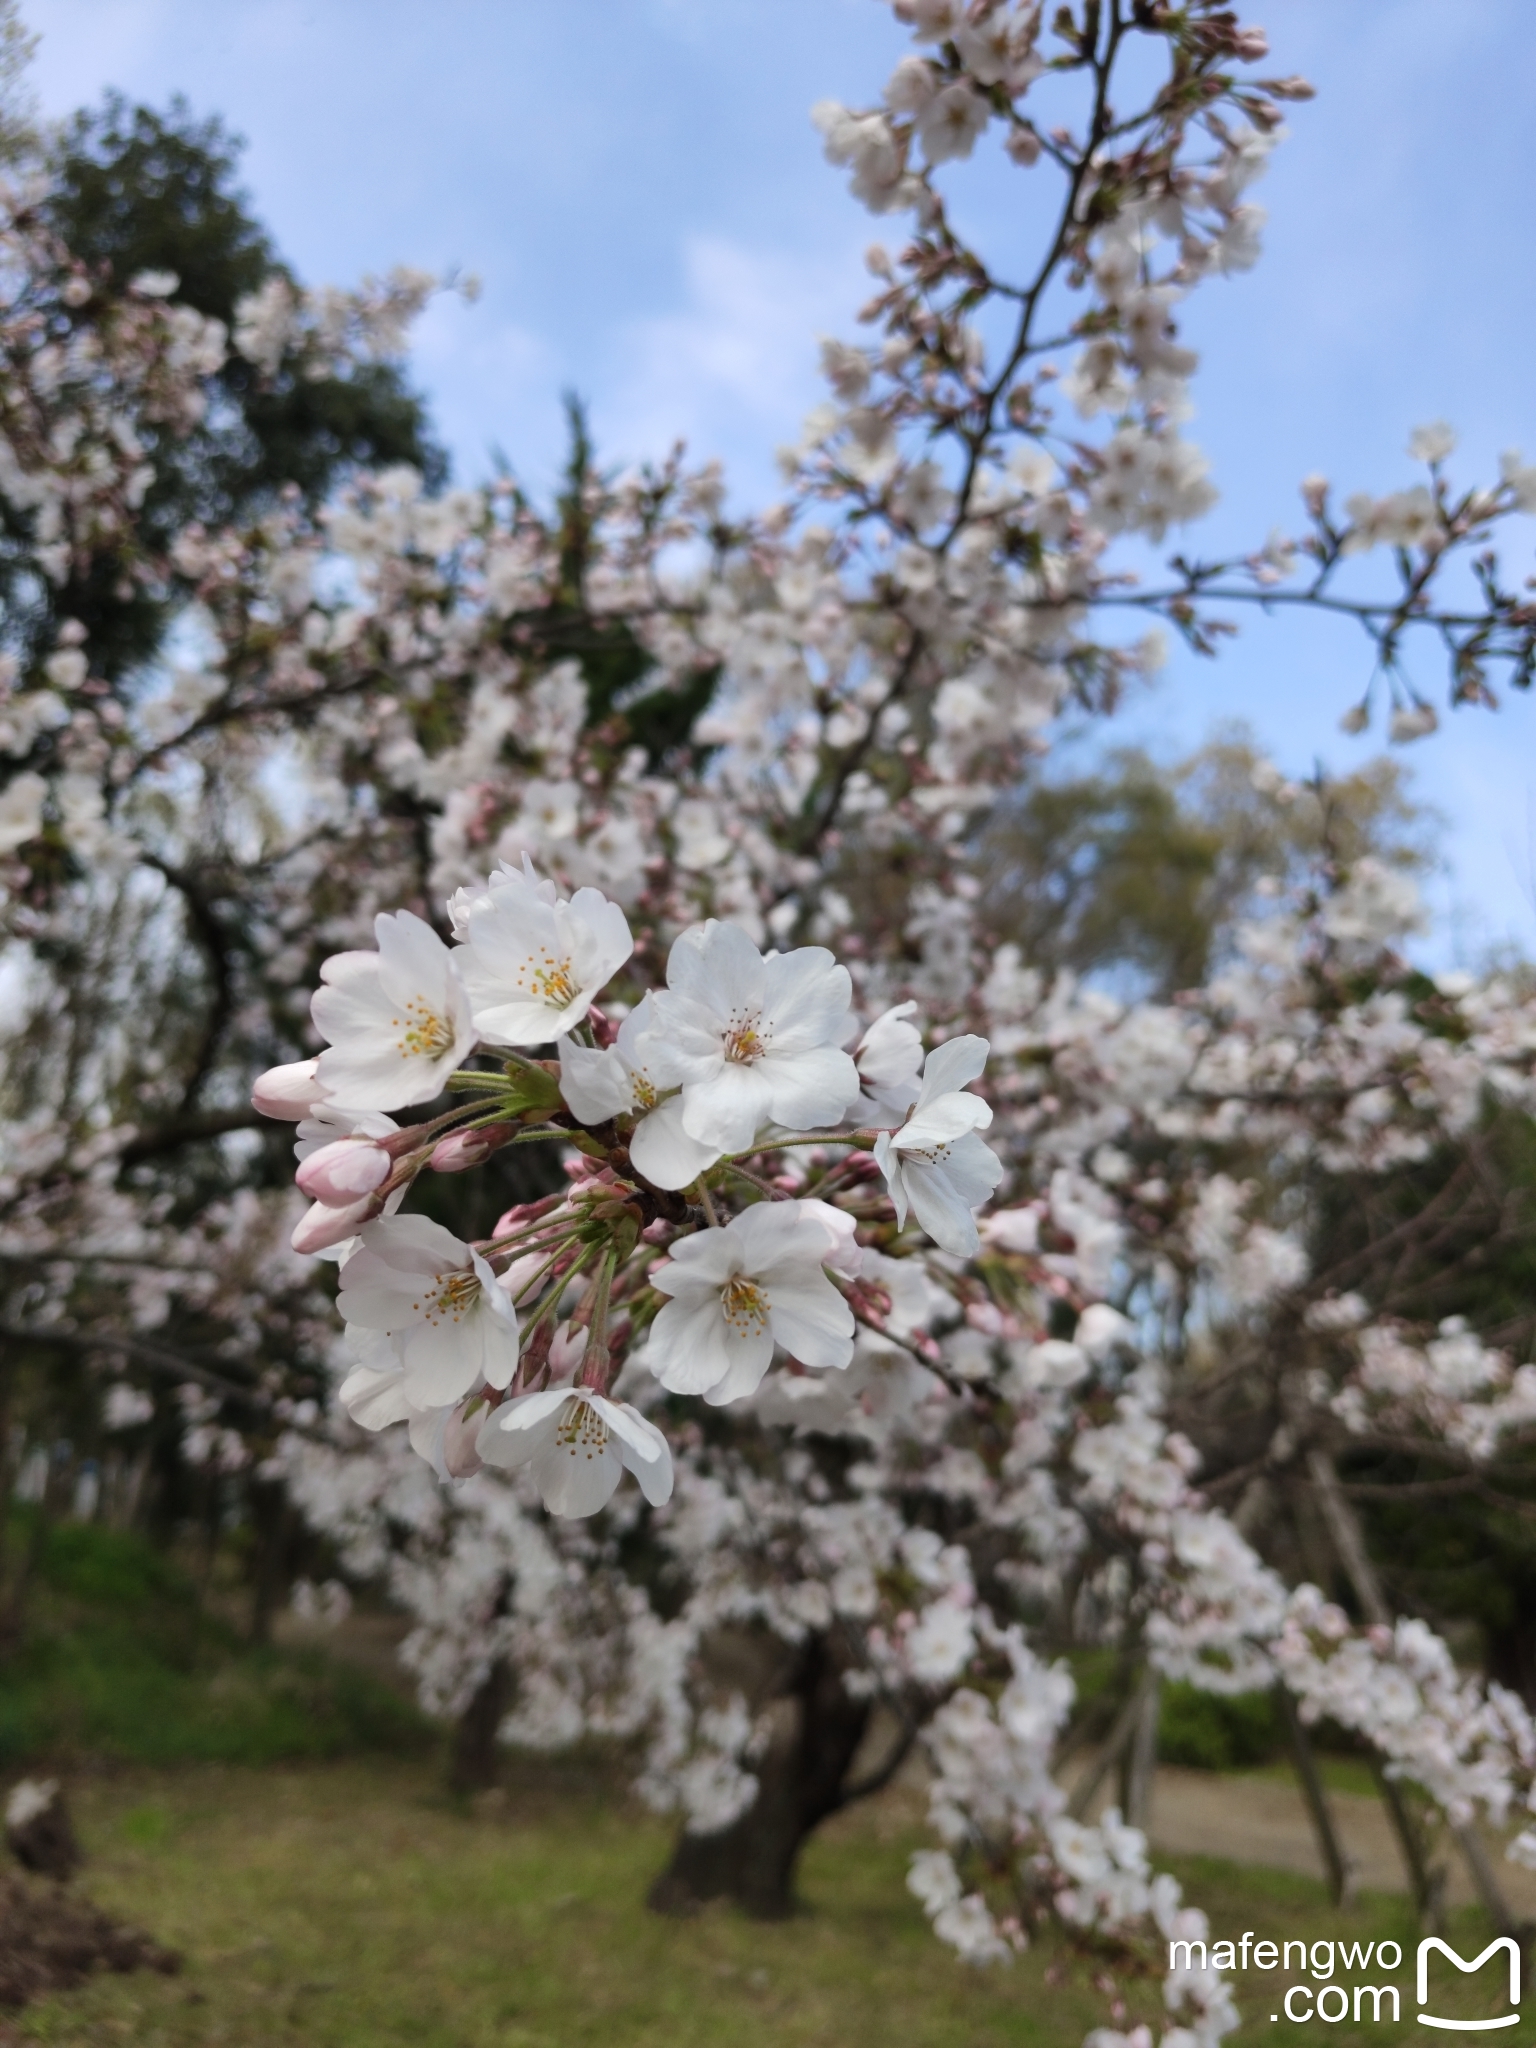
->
xmin=252 ymin=1058 xmax=325 ymax=1120
xmin=291 ymin=1192 xmax=383 ymax=1255
xmin=429 ymin=1124 xmax=516 ymax=1173
xmin=296 ymin=1137 xmax=391 ymax=1205
xmin=492 ymin=1192 xmax=564 ymax=1238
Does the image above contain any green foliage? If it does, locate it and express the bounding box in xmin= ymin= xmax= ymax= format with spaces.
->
xmin=983 ymin=754 xmax=1223 ymax=993
xmin=523 ymin=396 xmax=723 ymax=767
xmin=31 ymin=94 xmax=443 ymax=680
xmin=0 ymin=1517 xmax=427 ymax=1769
xmin=1157 ymin=1680 xmax=1281 ymax=1772
xmin=979 ymin=729 xmax=1431 ymax=997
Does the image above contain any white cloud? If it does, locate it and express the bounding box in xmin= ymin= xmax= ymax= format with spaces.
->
xmin=596 ymin=232 xmax=866 ymax=499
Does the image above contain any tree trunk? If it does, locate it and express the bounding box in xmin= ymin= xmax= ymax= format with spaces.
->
xmin=648 ymin=1633 xmax=877 ymax=1919
xmin=247 ymin=1476 xmax=292 ymax=1645
xmin=449 ymin=1655 xmax=512 ymax=1793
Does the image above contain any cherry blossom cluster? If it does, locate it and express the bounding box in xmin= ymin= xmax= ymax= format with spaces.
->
xmin=231 ymin=264 xmax=476 ymax=381
xmin=254 ymin=856 xmax=1004 ymax=1519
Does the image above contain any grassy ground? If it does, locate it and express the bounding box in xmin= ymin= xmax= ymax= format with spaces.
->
xmin=0 ymin=1519 xmax=425 ymax=1770
xmin=0 ymin=1538 xmax=1512 ymax=2043
xmin=7 ymin=1759 xmax=1512 ymax=2048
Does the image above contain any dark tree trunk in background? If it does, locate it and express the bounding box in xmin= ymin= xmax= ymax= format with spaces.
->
xmin=648 ymin=1633 xmax=902 ymax=1920
xmin=247 ymin=1476 xmax=292 ymax=1645
xmin=450 ymin=1656 xmax=512 ymax=1794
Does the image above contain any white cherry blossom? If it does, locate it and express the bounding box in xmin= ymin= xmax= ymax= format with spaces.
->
xmin=556 ymin=993 xmax=720 ymax=1190
xmin=311 ymin=910 xmax=475 ymax=1112
xmin=478 ymin=1385 xmax=674 ymax=1517
xmin=640 ymin=922 xmax=859 ymax=1153
xmin=454 ymin=860 xmax=633 ymax=1046
xmin=337 ymin=1215 xmax=520 ymax=1407
xmin=648 ymin=1201 xmax=856 ymax=1405
xmin=874 ymin=1035 xmax=1004 ymax=1257
xmin=853 ymin=1000 xmax=924 ymax=1121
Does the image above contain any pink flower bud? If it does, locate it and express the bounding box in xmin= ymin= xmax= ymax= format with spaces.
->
xmin=492 ymin=1192 xmax=563 ymax=1238
xmin=547 ymin=1321 xmax=585 ymax=1385
xmin=252 ymin=1058 xmax=325 ymax=1120
xmin=291 ymin=1193 xmax=383 ymax=1255
xmin=429 ymin=1124 xmax=516 ymax=1174
xmin=296 ymin=1137 xmax=391 ymax=1205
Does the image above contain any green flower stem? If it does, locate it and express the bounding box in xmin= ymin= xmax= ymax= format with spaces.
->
xmin=580 ymin=1247 xmax=619 ymax=1389
xmin=507 ymin=1235 xmax=583 ymax=1305
xmin=518 ymin=1243 xmax=596 ymax=1350
xmin=481 ymin=1222 xmax=577 ymax=1263
xmin=722 ymin=1129 xmax=880 ymax=1159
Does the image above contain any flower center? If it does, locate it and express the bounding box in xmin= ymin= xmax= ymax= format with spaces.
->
xmin=413 ymin=1269 xmax=480 ymax=1325
xmin=721 ymin=1275 xmax=770 ymax=1335
xmin=514 ymin=949 xmax=579 ymax=1010
xmin=392 ymin=995 xmax=455 ymax=1060
xmin=722 ymin=1015 xmax=765 ymax=1065
xmin=554 ymin=1398 xmax=608 ymax=1460
xmin=904 ymin=1141 xmax=952 ymax=1168
xmin=632 ymin=1076 xmax=659 ymax=1111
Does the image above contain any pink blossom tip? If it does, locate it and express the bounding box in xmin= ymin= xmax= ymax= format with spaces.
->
xmin=295 ymin=1137 xmax=391 ymax=1205
xmin=252 ymin=1058 xmax=325 ymax=1119
xmin=291 ymin=1192 xmax=384 ymax=1255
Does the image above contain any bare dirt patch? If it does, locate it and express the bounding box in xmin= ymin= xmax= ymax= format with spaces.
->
xmin=0 ymin=1872 xmax=178 ymax=2013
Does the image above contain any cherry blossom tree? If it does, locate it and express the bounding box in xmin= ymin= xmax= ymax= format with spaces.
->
xmin=4 ymin=4 xmax=1536 ymax=2041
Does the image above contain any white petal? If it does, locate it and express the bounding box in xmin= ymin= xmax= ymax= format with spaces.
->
xmin=761 ymin=1042 xmax=861 ymax=1132
xmin=679 ymin=1062 xmax=775 ymax=1152
xmin=766 ymin=1274 xmax=856 ymax=1371
xmin=666 ymin=919 xmax=764 ymax=1018
xmin=494 ymin=1386 xmax=576 ymax=1433
xmin=896 ymin=1093 xmax=993 ymax=1150
xmin=916 ymin=1034 xmax=990 ymax=1104
xmin=628 ymin=1095 xmax=721 ymax=1190
xmin=760 ymin=946 xmax=852 ymax=1051
xmin=559 ymin=1039 xmax=636 ymax=1124
xmin=652 ymin=1231 xmax=743 ymax=1291
xmin=397 ymin=1320 xmax=484 ymax=1406
xmin=935 ymin=1129 xmax=1005 ymax=1208
xmin=338 ymin=1363 xmax=412 ymax=1430
xmin=905 ymin=1161 xmax=982 ymax=1258
xmin=534 ymin=1434 xmax=625 ymax=1517
xmin=702 ymin=1342 xmax=776 ymax=1405
xmin=873 ymin=1133 xmax=910 ymax=1228
xmin=649 ymin=1294 xmax=758 ymax=1394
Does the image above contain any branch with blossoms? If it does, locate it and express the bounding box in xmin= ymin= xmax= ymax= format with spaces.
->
xmin=253 ymin=857 xmax=1006 ymax=1516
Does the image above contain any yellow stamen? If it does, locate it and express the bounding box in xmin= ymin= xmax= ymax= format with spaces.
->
xmin=393 ymin=995 xmax=455 ymax=1061
xmin=723 ymin=1019 xmax=763 ymax=1064
xmin=722 ymin=1275 xmax=770 ymax=1335
xmin=511 ymin=949 xmax=579 ymax=1009
xmin=555 ymin=1400 xmax=608 ymax=1462
xmin=412 ymin=1269 xmax=480 ymax=1326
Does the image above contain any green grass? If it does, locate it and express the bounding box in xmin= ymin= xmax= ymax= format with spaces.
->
xmin=8 ymin=1760 xmax=1517 ymax=2047
xmin=0 ymin=1519 xmax=427 ymax=1769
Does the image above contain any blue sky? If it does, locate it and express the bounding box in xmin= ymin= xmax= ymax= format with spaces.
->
xmin=23 ymin=0 xmax=1536 ymax=962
